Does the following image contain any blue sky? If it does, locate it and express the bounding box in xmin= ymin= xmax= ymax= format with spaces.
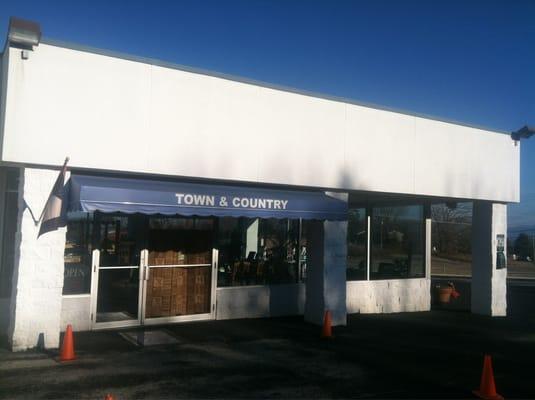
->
xmin=0 ymin=0 xmax=534 ymax=234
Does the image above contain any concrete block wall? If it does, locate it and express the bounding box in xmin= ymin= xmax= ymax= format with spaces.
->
xmin=304 ymin=217 xmax=348 ymax=326
xmin=471 ymin=201 xmax=507 ymax=316
xmin=8 ymin=168 xmax=67 ymax=350
xmin=490 ymin=203 xmax=507 ymax=316
xmin=346 ymin=278 xmax=431 ymax=314
xmin=322 ymin=220 xmax=348 ymax=324
xmin=60 ymin=296 xmax=91 ymax=332
xmin=216 ymin=278 xmax=430 ymax=320
xmin=216 ymin=284 xmax=305 ymax=320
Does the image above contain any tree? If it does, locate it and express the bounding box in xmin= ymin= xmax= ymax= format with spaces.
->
xmin=431 ymin=203 xmax=472 ymax=257
xmin=514 ymin=233 xmax=533 ymax=260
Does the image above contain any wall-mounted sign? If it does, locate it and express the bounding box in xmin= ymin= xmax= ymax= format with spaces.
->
xmin=175 ymin=193 xmax=289 ymax=210
xmin=496 ymin=234 xmax=506 ymax=269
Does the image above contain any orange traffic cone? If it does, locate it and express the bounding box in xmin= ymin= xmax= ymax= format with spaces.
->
xmin=321 ymin=310 xmax=332 ymax=339
xmin=59 ymin=324 xmax=76 ymax=362
xmin=473 ymin=355 xmax=503 ymax=400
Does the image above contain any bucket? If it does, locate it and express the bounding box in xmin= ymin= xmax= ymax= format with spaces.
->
xmin=437 ymin=286 xmax=453 ymax=304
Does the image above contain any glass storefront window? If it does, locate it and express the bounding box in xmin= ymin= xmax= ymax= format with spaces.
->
xmin=298 ymin=220 xmax=309 ymax=282
xmin=347 ymin=208 xmax=367 ymax=281
xmin=431 ymin=203 xmax=472 ymax=276
xmin=217 ymin=217 xmax=301 ymax=287
xmin=145 ymin=217 xmax=214 ymax=318
xmin=94 ymin=214 xmax=145 ymax=322
xmin=370 ymin=205 xmax=425 ymax=280
xmin=148 ymin=217 xmax=213 ymax=266
xmin=97 ymin=214 xmax=146 ymax=267
xmin=63 ymin=212 xmax=94 ymax=294
xmin=62 ymin=202 xmax=428 ymax=296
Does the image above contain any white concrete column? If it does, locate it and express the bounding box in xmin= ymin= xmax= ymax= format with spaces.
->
xmin=304 ymin=193 xmax=348 ymax=326
xmin=471 ymin=201 xmax=507 ymax=316
xmin=8 ymin=168 xmax=68 ymax=350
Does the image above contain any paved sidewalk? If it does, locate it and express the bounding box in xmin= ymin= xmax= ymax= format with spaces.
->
xmin=1 ymin=311 xmax=534 ymax=399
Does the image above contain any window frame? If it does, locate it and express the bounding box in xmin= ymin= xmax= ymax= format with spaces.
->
xmin=346 ymin=206 xmax=369 ymax=281
xmin=215 ymin=217 xmax=303 ymax=288
xmin=368 ymin=203 xmax=427 ymax=281
xmin=63 ymin=211 xmax=95 ymax=295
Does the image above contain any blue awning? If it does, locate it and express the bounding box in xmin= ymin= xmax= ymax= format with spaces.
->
xmin=68 ymin=175 xmax=348 ymax=221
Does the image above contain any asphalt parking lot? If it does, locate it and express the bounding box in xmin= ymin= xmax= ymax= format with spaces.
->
xmin=1 ymin=307 xmax=534 ymax=399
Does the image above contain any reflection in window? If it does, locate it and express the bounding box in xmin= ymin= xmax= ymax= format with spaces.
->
xmin=370 ymin=205 xmax=424 ymax=280
xmin=97 ymin=214 xmax=146 ymax=267
xmin=148 ymin=217 xmax=213 ymax=265
xmin=431 ymin=203 xmax=472 ymax=276
xmin=94 ymin=213 xmax=145 ymax=322
xmin=298 ymin=220 xmax=309 ymax=282
xmin=217 ymin=218 xmax=301 ymax=287
xmin=63 ymin=212 xmax=93 ymax=294
xmin=347 ymin=208 xmax=367 ymax=281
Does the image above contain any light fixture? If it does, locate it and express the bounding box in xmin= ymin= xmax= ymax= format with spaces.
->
xmin=8 ymin=17 xmax=41 ymax=50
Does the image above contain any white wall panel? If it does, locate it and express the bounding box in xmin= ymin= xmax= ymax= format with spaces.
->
xmin=0 ymin=43 xmax=520 ymax=202
xmin=149 ymin=68 xmax=262 ymax=182
xmin=4 ymin=45 xmax=152 ymax=172
xmin=346 ymin=278 xmax=431 ymax=314
xmin=345 ymin=105 xmax=415 ymax=193
xmin=413 ymin=118 xmax=517 ymax=201
xmin=256 ymin=88 xmax=346 ymax=188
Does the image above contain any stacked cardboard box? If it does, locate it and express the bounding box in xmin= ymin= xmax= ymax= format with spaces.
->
xmin=186 ymin=251 xmax=211 ymax=265
xmin=145 ymin=266 xmax=211 ymax=318
xmin=148 ymin=250 xmax=187 ymax=266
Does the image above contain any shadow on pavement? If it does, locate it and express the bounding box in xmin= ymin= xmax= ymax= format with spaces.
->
xmin=1 ymin=311 xmax=535 ymax=399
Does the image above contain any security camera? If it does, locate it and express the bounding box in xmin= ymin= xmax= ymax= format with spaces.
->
xmin=511 ymin=125 xmax=535 ymax=141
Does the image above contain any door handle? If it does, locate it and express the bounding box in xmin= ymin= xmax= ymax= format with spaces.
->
xmin=140 ymin=249 xmax=150 ymax=281
xmin=145 ymin=265 xmax=150 ymax=281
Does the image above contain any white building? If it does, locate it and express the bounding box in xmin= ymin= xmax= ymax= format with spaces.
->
xmin=0 ymin=19 xmax=519 ymax=351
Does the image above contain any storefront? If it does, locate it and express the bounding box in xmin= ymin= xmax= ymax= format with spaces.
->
xmin=0 ymin=19 xmax=519 ymax=350
xmin=63 ymin=174 xmax=346 ymax=330
xmin=59 ymin=173 xmax=431 ymax=331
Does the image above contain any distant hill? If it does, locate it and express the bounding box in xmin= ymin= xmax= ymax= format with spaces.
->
xmin=508 ymin=225 xmax=535 ymax=240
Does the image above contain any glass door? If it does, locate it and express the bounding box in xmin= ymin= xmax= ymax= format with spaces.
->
xmin=142 ymin=217 xmax=217 ymax=324
xmin=90 ymin=214 xmax=146 ymax=329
